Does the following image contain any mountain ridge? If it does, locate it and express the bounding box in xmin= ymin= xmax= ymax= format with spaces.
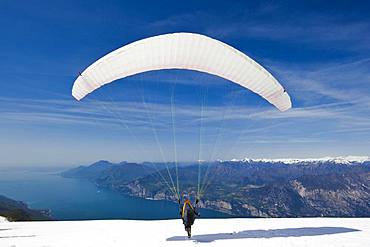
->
xmin=227 ymin=156 xmax=370 ymax=164
xmin=0 ymin=195 xmax=51 ymax=221
xmin=62 ymin=156 xmax=370 ymax=217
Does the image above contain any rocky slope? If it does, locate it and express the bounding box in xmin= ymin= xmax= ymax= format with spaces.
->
xmin=0 ymin=195 xmax=51 ymax=221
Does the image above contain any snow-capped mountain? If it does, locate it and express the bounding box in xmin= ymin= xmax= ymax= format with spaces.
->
xmin=228 ymin=156 xmax=370 ymax=165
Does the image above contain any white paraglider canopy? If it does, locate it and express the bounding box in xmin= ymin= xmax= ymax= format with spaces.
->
xmin=72 ymin=32 xmax=291 ymax=111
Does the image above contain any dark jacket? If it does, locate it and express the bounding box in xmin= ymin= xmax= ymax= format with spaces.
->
xmin=180 ymin=200 xmax=199 ymax=227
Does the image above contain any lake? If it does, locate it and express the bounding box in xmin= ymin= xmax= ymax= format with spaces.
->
xmin=0 ymin=167 xmax=229 ymax=220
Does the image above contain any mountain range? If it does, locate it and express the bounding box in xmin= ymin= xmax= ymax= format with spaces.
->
xmin=62 ymin=156 xmax=370 ymax=217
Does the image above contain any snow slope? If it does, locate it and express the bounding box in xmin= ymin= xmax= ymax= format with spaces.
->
xmin=0 ymin=216 xmax=7 ymax=223
xmin=0 ymin=218 xmax=369 ymax=247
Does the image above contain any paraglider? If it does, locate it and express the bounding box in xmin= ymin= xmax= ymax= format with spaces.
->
xmin=72 ymin=32 xmax=291 ymax=111
xmin=179 ymin=196 xmax=200 ymax=238
xmin=71 ymin=32 xmax=292 ymax=238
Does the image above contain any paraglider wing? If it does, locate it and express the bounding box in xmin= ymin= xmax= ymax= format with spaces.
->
xmin=72 ymin=33 xmax=291 ymax=111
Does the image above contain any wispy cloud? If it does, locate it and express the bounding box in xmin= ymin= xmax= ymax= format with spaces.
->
xmin=209 ymin=19 xmax=370 ymax=51
xmin=1 ymin=86 xmax=369 ymax=138
xmin=269 ymin=58 xmax=370 ymax=104
xmin=148 ymin=7 xmax=370 ymax=53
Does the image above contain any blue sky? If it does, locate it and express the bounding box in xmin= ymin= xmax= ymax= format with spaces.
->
xmin=1 ymin=0 xmax=369 ymax=166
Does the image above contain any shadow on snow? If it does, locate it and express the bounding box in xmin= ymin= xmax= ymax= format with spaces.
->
xmin=0 ymin=235 xmax=36 ymax=238
xmin=166 ymin=227 xmax=360 ymax=243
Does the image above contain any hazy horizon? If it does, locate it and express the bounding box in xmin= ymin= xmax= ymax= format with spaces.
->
xmin=1 ymin=155 xmax=369 ymax=169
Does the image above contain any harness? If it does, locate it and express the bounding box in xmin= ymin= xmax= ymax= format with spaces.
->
xmin=181 ymin=200 xmax=194 ymax=218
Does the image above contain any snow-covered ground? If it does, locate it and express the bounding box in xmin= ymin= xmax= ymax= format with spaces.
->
xmin=0 ymin=216 xmax=8 ymax=223
xmin=0 ymin=218 xmax=369 ymax=247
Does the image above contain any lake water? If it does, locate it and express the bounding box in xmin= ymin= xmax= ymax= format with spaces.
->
xmin=0 ymin=167 xmax=229 ymax=220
